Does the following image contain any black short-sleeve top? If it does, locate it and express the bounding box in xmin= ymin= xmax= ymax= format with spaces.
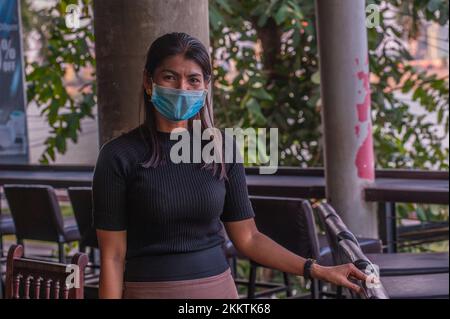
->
xmin=92 ymin=125 xmax=255 ymax=281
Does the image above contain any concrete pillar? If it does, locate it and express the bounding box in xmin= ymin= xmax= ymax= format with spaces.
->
xmin=315 ymin=0 xmax=377 ymax=237
xmin=93 ymin=0 xmax=210 ymax=144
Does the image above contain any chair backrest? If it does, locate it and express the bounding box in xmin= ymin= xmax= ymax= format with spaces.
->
xmin=3 ymin=185 xmax=65 ymax=242
xmin=67 ymin=187 xmax=97 ymax=248
xmin=249 ymin=196 xmax=321 ymax=260
xmin=5 ymin=245 xmax=88 ymax=299
xmin=316 ymin=203 xmax=360 ymax=264
xmin=338 ymin=239 xmax=389 ymax=299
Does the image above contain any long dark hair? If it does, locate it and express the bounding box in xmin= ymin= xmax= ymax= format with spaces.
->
xmin=138 ymin=32 xmax=227 ymax=180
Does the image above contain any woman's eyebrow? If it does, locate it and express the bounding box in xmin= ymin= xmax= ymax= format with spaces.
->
xmin=161 ymin=69 xmax=201 ymax=77
xmin=161 ymin=69 xmax=180 ymax=76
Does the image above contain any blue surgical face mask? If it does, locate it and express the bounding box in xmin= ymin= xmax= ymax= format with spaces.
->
xmin=150 ymin=83 xmax=207 ymax=122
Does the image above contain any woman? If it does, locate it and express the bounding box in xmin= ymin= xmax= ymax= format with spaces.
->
xmin=92 ymin=32 xmax=367 ymax=299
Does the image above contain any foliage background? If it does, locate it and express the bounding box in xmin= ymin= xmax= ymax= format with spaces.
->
xmin=21 ymin=0 xmax=95 ymax=163
xmin=21 ymin=0 xmax=449 ymax=170
xmin=209 ymin=0 xmax=449 ymax=169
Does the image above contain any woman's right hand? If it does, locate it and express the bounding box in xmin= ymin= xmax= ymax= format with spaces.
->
xmin=311 ymin=263 xmax=369 ymax=294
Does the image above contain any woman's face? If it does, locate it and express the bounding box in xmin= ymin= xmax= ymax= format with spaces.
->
xmin=144 ymin=54 xmax=208 ymax=91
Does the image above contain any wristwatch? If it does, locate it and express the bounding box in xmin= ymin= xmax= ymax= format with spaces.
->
xmin=303 ymin=258 xmax=316 ymax=281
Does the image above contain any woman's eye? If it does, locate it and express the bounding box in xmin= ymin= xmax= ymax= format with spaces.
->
xmin=190 ymin=78 xmax=200 ymax=84
xmin=164 ymin=75 xmax=176 ymax=81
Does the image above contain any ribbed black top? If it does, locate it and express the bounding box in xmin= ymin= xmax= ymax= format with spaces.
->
xmin=92 ymin=125 xmax=255 ymax=281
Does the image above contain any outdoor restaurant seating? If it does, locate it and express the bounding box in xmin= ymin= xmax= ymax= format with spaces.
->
xmin=67 ymin=187 xmax=98 ymax=252
xmin=70 ymin=190 xmax=325 ymax=299
xmin=0 ymin=202 xmax=15 ymax=298
xmin=0 ymin=184 xmax=448 ymax=300
xmin=339 ymin=239 xmax=449 ymax=299
xmin=225 ymin=196 xmax=342 ymax=299
xmin=3 ymin=185 xmax=81 ymax=263
xmin=62 ymin=189 xmax=341 ymax=299
xmin=0 ymin=186 xmax=448 ymax=299
xmin=0 ymin=193 xmax=16 ymax=259
xmin=317 ymin=203 xmax=449 ymax=276
xmin=5 ymin=244 xmax=88 ymax=299
xmin=247 ymin=196 xmax=317 ymax=299
xmin=66 ymin=187 xmax=100 ymax=298
xmin=224 ymin=195 xmax=383 ymax=298
xmin=319 ymin=203 xmax=449 ymax=298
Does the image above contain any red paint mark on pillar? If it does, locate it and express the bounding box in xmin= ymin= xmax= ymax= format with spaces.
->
xmin=355 ymin=124 xmax=375 ymax=180
xmin=357 ymin=70 xmax=370 ymax=90
xmin=356 ymin=93 xmax=371 ymax=122
xmin=354 ymin=56 xmax=375 ymax=181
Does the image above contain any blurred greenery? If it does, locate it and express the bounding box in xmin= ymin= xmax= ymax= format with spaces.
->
xmin=21 ymin=0 xmax=96 ymax=164
xmin=209 ymin=0 xmax=449 ymax=169
xmin=399 ymin=240 xmax=448 ymax=253
xmin=21 ymin=0 xmax=449 ymax=169
xmin=397 ymin=203 xmax=449 ymax=222
xmin=235 ymin=258 xmax=310 ymax=298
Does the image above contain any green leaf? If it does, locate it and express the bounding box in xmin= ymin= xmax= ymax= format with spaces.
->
xmin=402 ymin=79 xmax=414 ymax=93
xmin=246 ymin=97 xmax=267 ymax=125
xmin=265 ymin=0 xmax=279 ymax=16
xmin=274 ymin=4 xmax=289 ymax=25
xmin=431 ymin=79 xmax=445 ymax=90
xmin=437 ymin=108 xmax=444 ymax=124
xmin=403 ymin=127 xmax=414 ymax=142
xmin=55 ymin=135 xmax=66 ymax=153
xmin=287 ymin=0 xmax=304 ymax=20
xmin=311 ymin=71 xmax=320 ymax=85
xmin=257 ymin=13 xmax=269 ymax=27
xmin=216 ymin=0 xmax=233 ymax=14
xmin=250 ymin=88 xmax=274 ymax=101
xmin=412 ymin=87 xmax=425 ymax=101
xmin=209 ymin=5 xmax=225 ymax=31
xmin=416 ymin=206 xmax=427 ymax=222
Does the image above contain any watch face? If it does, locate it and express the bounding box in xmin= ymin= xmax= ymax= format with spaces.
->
xmin=304 ymin=259 xmax=316 ymax=280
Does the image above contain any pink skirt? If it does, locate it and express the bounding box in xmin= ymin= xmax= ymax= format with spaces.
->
xmin=122 ymin=268 xmax=239 ymax=299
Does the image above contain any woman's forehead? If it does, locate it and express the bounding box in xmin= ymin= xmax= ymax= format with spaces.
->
xmin=156 ymin=54 xmax=203 ymax=76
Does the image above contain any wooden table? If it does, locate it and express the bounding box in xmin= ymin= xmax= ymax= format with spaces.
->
xmin=0 ymin=169 xmax=93 ymax=188
xmin=1 ymin=165 xmax=448 ymax=252
xmin=3 ymin=166 xmax=446 ymax=202
xmin=365 ymin=178 xmax=448 ymax=205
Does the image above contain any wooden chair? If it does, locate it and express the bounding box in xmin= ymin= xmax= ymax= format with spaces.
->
xmin=5 ymin=244 xmax=88 ymax=299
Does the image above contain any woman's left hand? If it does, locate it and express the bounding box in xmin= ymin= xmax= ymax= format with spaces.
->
xmin=311 ymin=263 xmax=368 ymax=294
